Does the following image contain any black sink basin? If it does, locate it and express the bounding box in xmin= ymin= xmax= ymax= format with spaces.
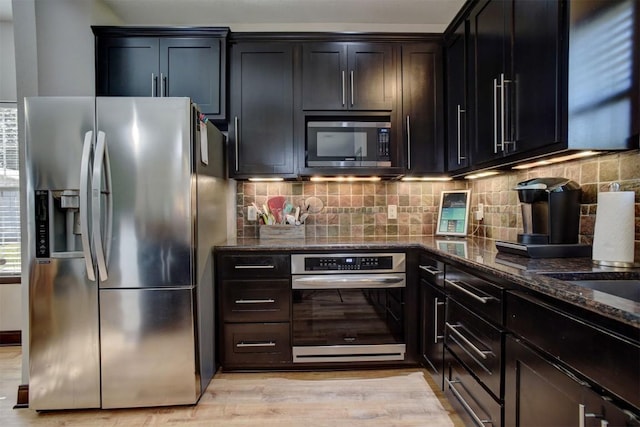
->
xmin=539 ymin=272 xmax=640 ymax=303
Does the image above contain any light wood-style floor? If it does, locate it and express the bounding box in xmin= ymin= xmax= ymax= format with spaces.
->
xmin=1 ymin=346 xmax=464 ymax=426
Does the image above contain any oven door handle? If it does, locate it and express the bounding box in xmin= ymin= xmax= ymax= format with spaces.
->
xmin=292 ymin=274 xmax=406 ymax=289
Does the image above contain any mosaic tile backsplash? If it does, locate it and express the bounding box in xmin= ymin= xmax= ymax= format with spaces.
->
xmin=236 ymin=150 xmax=640 ymax=261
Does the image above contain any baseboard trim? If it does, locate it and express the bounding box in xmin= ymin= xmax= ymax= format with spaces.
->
xmin=14 ymin=384 xmax=29 ymax=409
xmin=0 ymin=330 xmax=21 ymax=346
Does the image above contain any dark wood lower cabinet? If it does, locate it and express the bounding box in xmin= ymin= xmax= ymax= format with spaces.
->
xmin=505 ymin=335 xmax=640 ymax=427
xmin=223 ymin=323 xmax=291 ymax=368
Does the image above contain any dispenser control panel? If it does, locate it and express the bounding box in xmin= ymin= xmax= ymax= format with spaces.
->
xmin=35 ymin=191 xmax=49 ymax=258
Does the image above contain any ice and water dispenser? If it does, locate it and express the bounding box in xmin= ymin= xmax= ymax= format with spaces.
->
xmin=35 ymin=189 xmax=83 ymax=258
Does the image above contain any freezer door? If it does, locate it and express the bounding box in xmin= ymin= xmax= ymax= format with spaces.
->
xmin=99 ymin=288 xmax=199 ymax=408
xmin=28 ymin=258 xmax=101 ymax=410
xmin=95 ymin=97 xmax=194 ymax=289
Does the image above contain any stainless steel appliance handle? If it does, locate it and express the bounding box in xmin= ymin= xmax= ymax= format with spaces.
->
xmin=92 ymin=131 xmax=108 ymax=281
xmin=446 ymin=378 xmax=492 ymax=426
xmin=79 ymin=130 xmax=95 ymax=282
xmin=234 ymin=116 xmax=240 ymax=172
xmin=102 ymin=133 xmax=113 ymax=268
xmin=292 ymin=274 xmax=406 ymax=289
xmin=160 ymin=73 xmax=166 ymax=97
xmin=342 ymin=70 xmax=346 ymax=106
xmin=579 ymin=404 xmax=599 ymax=427
xmin=445 ymin=279 xmax=495 ymax=304
xmin=151 ymin=73 xmax=157 ymax=97
xmin=350 ymin=70 xmax=354 ymax=106
xmin=236 ymin=341 xmax=276 ymax=348
xmin=234 ymin=265 xmax=275 ymax=270
xmin=493 ymin=77 xmax=499 ymax=153
xmin=235 ymin=299 xmax=275 ymax=304
xmin=419 ymin=265 xmax=441 ymax=277
xmin=406 ymin=115 xmax=411 ymax=170
xmin=446 ymin=322 xmax=491 ymax=360
xmin=457 ymin=104 xmax=466 ymax=164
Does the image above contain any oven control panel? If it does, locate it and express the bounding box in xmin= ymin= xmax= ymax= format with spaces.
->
xmin=292 ymin=253 xmax=405 ymax=273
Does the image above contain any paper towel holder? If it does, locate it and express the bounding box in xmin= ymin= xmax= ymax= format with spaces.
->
xmin=592 ymin=182 xmax=637 ymax=268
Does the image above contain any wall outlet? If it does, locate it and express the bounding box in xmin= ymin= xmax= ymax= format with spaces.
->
xmin=475 ymin=203 xmax=484 ymax=221
xmin=388 ymin=204 xmax=397 ymax=220
xmin=247 ymin=205 xmax=257 ymax=221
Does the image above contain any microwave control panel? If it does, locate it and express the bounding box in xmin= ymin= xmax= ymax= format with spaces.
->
xmin=377 ymin=128 xmax=391 ymax=160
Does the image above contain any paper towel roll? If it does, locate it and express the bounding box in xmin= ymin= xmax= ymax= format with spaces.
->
xmin=592 ymin=191 xmax=635 ymax=265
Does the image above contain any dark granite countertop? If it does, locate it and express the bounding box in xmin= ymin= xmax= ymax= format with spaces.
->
xmin=215 ymin=236 xmax=640 ymax=329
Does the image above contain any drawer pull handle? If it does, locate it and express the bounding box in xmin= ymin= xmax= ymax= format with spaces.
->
xmin=235 ymin=299 xmax=275 ymax=304
xmin=234 ymin=265 xmax=276 ymax=270
xmin=445 ymin=279 xmax=495 ymax=304
xmin=446 ymin=378 xmax=493 ymax=426
xmin=446 ymin=322 xmax=491 ymax=360
xmin=419 ymin=265 xmax=442 ymax=276
xmin=236 ymin=341 xmax=276 ymax=348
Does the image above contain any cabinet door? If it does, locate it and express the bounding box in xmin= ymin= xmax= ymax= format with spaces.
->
xmin=420 ymin=278 xmax=445 ymax=388
xmin=402 ymin=43 xmax=445 ymax=174
xmin=96 ymin=37 xmax=160 ymax=97
xmin=301 ymin=43 xmax=348 ymax=110
xmin=512 ymin=0 xmax=563 ymax=153
xmin=445 ymin=21 xmax=470 ymax=172
xmin=160 ymin=38 xmax=224 ymax=118
xmin=469 ymin=0 xmax=512 ymax=165
xmin=348 ymin=43 xmax=396 ymax=110
xmin=229 ymin=43 xmax=295 ymax=177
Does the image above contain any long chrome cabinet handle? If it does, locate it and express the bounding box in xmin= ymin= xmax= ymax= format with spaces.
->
xmin=151 ymin=73 xmax=158 ymax=96
xmin=457 ymin=104 xmax=466 ymax=164
xmin=446 ymin=322 xmax=491 ymax=360
xmin=500 ymin=73 xmax=506 ymax=152
xmin=445 ymin=279 xmax=495 ymax=304
xmin=446 ymin=378 xmax=492 ymax=426
xmin=236 ymin=341 xmax=276 ymax=348
xmin=493 ymin=77 xmax=499 ymax=153
xmin=79 ymin=130 xmax=95 ymax=282
xmin=234 ymin=264 xmax=275 ymax=270
xmin=406 ymin=115 xmax=411 ymax=170
xmin=92 ymin=131 xmax=109 ymax=281
xmin=434 ymin=297 xmax=445 ymax=344
xmin=419 ymin=265 xmax=442 ymax=277
xmin=342 ymin=70 xmax=346 ymax=106
xmin=579 ymin=404 xmax=599 ymax=427
xmin=235 ymin=299 xmax=276 ymax=304
xmin=234 ymin=116 xmax=240 ymax=172
xmin=160 ymin=73 xmax=165 ymax=97
xmin=350 ymin=70 xmax=354 ymax=106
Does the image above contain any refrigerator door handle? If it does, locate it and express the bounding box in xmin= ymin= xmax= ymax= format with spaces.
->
xmin=92 ymin=130 xmax=109 ymax=281
xmin=80 ymin=130 xmax=96 ymax=282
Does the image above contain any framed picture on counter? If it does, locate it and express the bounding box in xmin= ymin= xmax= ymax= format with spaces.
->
xmin=436 ymin=190 xmax=471 ymax=236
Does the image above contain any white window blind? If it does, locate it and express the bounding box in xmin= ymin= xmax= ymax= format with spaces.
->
xmin=0 ymin=103 xmax=20 ymax=276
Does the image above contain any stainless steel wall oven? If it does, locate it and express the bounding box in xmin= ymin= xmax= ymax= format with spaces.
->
xmin=291 ymin=253 xmax=406 ymax=363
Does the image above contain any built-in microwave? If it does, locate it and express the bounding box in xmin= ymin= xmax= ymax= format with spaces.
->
xmin=306 ymin=121 xmax=392 ymax=167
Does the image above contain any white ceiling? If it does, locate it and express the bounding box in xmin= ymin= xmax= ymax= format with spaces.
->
xmin=100 ymin=0 xmax=465 ymax=32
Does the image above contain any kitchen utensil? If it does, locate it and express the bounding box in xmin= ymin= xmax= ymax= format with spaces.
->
xmin=268 ymin=196 xmax=286 ymax=224
xmin=304 ymin=196 xmax=324 ymax=213
xmin=299 ymin=212 xmax=309 ymax=224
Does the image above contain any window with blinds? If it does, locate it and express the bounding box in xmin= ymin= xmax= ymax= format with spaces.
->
xmin=0 ymin=103 xmax=20 ymax=276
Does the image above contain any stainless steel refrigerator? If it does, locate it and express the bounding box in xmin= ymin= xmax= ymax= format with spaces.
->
xmin=24 ymin=97 xmax=227 ymax=410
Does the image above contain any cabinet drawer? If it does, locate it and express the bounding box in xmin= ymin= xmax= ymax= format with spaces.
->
xmin=418 ymin=252 xmax=444 ymax=289
xmin=218 ymin=253 xmax=290 ymax=278
xmin=445 ymin=299 xmax=503 ymax=400
xmin=222 ymin=279 xmax=290 ymax=322
xmin=223 ymin=323 xmax=291 ymax=367
xmin=445 ymin=265 xmax=504 ymax=326
xmin=446 ymin=353 xmax=502 ymax=427
xmin=507 ymin=291 xmax=640 ymax=410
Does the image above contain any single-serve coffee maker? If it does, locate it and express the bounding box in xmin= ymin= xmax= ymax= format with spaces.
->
xmin=496 ymin=177 xmax=592 ymax=258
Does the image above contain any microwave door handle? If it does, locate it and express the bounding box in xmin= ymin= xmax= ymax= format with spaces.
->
xmin=350 ymin=70 xmax=355 ymax=107
xmin=342 ymin=70 xmax=346 ymax=107
xmin=80 ymin=130 xmax=95 ymax=282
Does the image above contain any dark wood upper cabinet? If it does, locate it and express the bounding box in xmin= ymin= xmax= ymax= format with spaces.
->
xmin=228 ymin=42 xmax=296 ymax=178
xmin=93 ymin=27 xmax=227 ymax=120
xmin=301 ymin=42 xmax=396 ymax=111
xmin=445 ymin=20 xmax=470 ymax=173
xmin=401 ymin=43 xmax=445 ymax=174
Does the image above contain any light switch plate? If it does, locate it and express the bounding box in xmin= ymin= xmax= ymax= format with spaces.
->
xmin=388 ymin=204 xmax=397 ymax=219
